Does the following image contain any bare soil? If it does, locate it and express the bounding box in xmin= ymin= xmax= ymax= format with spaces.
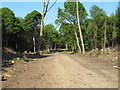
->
xmin=2 ymin=52 xmax=118 ymax=88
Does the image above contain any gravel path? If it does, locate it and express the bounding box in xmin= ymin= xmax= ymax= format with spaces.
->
xmin=2 ymin=53 xmax=118 ymax=88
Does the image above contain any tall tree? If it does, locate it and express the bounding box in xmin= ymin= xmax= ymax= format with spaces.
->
xmin=90 ymin=5 xmax=107 ymax=49
xmin=83 ymin=19 xmax=95 ymax=50
xmin=116 ymin=3 xmax=120 ymax=45
xmin=39 ymin=0 xmax=57 ymax=51
xmin=56 ymin=1 xmax=87 ymax=52
xmin=100 ymin=11 xmax=108 ymax=50
xmin=110 ymin=13 xmax=117 ymax=47
xmin=59 ymin=23 xmax=76 ymax=50
xmin=43 ymin=24 xmax=59 ymax=52
xmin=2 ymin=8 xmax=21 ymax=48
xmin=24 ymin=10 xmax=41 ymax=52
xmin=76 ymin=0 xmax=85 ymax=54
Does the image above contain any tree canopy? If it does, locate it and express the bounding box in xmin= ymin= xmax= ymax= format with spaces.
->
xmin=1 ymin=2 xmax=119 ymax=53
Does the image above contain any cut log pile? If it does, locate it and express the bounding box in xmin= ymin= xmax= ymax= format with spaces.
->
xmin=89 ymin=47 xmax=119 ymax=70
xmin=89 ymin=47 xmax=116 ymax=56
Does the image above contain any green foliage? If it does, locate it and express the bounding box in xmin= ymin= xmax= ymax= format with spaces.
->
xmin=90 ymin=5 xmax=106 ymax=20
xmin=2 ymin=8 xmax=23 ymax=51
xmin=116 ymin=6 xmax=120 ymax=45
xmin=56 ymin=1 xmax=87 ymax=25
xmin=43 ymin=24 xmax=60 ymax=49
xmin=2 ymin=3 xmax=119 ymax=53
xmin=89 ymin=5 xmax=111 ymax=49
xmin=56 ymin=1 xmax=87 ymax=50
xmin=2 ymin=8 xmax=20 ymax=33
xmin=24 ymin=10 xmax=41 ymax=33
xmin=59 ymin=23 xmax=76 ymax=49
xmin=64 ymin=1 xmax=87 ymax=22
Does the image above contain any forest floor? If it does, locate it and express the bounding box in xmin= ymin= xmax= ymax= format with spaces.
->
xmin=2 ymin=50 xmax=118 ymax=88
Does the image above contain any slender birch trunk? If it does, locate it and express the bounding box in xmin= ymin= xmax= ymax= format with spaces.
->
xmin=33 ymin=36 xmax=36 ymax=52
xmin=39 ymin=0 xmax=57 ymax=51
xmin=76 ymin=0 xmax=85 ymax=54
xmin=39 ymin=1 xmax=45 ymax=51
xmin=66 ymin=41 xmax=68 ymax=50
xmin=74 ymin=25 xmax=81 ymax=52
xmin=54 ymin=43 xmax=56 ymax=50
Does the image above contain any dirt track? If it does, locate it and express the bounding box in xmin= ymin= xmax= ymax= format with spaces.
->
xmin=3 ymin=53 xmax=118 ymax=88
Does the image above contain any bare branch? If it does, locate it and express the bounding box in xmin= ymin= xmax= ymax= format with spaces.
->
xmin=47 ymin=0 xmax=57 ymax=13
xmin=45 ymin=0 xmax=49 ymax=14
xmin=43 ymin=0 xmax=46 ymax=15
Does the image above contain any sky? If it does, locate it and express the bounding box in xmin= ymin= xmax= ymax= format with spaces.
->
xmin=1 ymin=1 xmax=119 ymax=26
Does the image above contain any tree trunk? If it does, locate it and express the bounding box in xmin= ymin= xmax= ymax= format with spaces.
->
xmin=39 ymin=1 xmax=45 ymax=51
xmin=66 ymin=41 xmax=68 ymax=50
xmin=74 ymin=25 xmax=81 ymax=52
xmin=39 ymin=15 xmax=44 ymax=51
xmin=54 ymin=43 xmax=56 ymax=50
xmin=50 ymin=46 xmax=52 ymax=50
xmin=72 ymin=46 xmax=74 ymax=52
xmin=101 ymin=36 xmax=104 ymax=49
xmin=112 ymin=23 xmax=116 ymax=48
xmin=93 ymin=30 xmax=96 ymax=49
xmin=95 ymin=25 xmax=98 ymax=49
xmin=103 ymin=19 xmax=107 ymax=50
xmin=76 ymin=0 xmax=85 ymax=54
xmin=59 ymin=46 xmax=60 ymax=50
xmin=39 ymin=0 xmax=57 ymax=51
xmin=6 ymin=42 xmax=8 ymax=47
xmin=33 ymin=36 xmax=36 ymax=52
xmin=46 ymin=45 xmax=47 ymax=50
xmin=75 ymin=44 xmax=77 ymax=50
xmin=15 ymin=43 xmax=18 ymax=51
xmin=90 ymin=38 xmax=93 ymax=50
xmin=47 ymin=41 xmax=50 ymax=53
xmin=112 ymin=39 xmax=114 ymax=48
xmin=47 ymin=47 xmax=50 ymax=53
